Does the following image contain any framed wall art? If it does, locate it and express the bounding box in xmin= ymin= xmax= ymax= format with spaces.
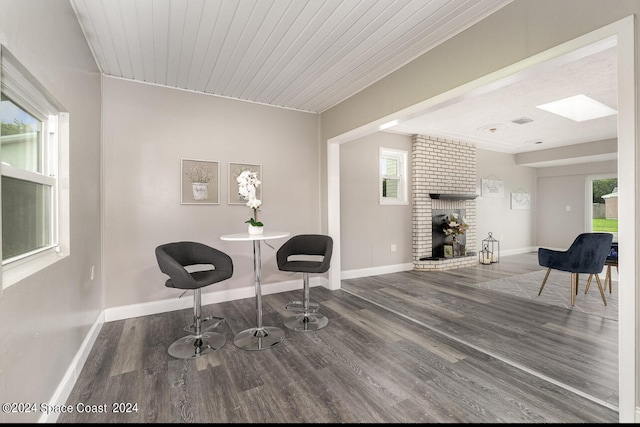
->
xmin=481 ymin=176 xmax=504 ymax=198
xmin=229 ymin=162 xmax=262 ymax=205
xmin=181 ymin=158 xmax=220 ymax=205
xmin=511 ymin=189 xmax=531 ymax=210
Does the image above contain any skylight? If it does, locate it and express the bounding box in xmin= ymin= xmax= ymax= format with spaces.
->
xmin=536 ymin=94 xmax=617 ymax=122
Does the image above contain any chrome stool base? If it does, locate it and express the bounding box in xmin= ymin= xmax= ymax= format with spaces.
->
xmin=233 ymin=326 xmax=285 ymax=351
xmin=285 ymin=300 xmax=319 ymax=313
xmin=168 ymin=331 xmax=226 ymax=359
xmin=284 ymin=313 xmax=328 ymax=332
xmin=183 ymin=315 xmax=225 ymax=334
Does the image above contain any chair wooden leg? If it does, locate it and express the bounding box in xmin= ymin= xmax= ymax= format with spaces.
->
xmin=584 ymin=274 xmax=593 ymax=294
xmin=571 ymin=273 xmax=576 ymax=306
xmin=605 ymin=265 xmax=612 ymax=293
xmin=575 ymin=273 xmax=579 ymax=294
xmin=538 ymin=268 xmax=552 ymax=295
xmin=594 ymin=274 xmax=607 ymax=306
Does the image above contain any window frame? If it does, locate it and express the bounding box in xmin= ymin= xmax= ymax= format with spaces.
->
xmin=379 ymin=147 xmax=408 ymax=205
xmin=1 ymin=45 xmax=68 ymax=289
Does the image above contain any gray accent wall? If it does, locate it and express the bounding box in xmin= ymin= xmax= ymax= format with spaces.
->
xmin=0 ymin=0 xmax=102 ymax=422
xmin=339 ymin=132 xmax=412 ymax=272
xmin=102 ymin=77 xmax=320 ymax=309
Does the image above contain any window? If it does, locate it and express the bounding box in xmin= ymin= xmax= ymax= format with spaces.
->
xmin=587 ymin=175 xmax=618 ymax=240
xmin=379 ymin=147 xmax=408 ymax=205
xmin=1 ymin=46 xmax=68 ymax=288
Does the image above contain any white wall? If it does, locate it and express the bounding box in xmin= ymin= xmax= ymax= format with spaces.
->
xmin=475 ymin=149 xmax=537 ymax=254
xmin=535 ymin=160 xmax=617 ymax=248
xmin=340 ymin=132 xmax=412 ymax=272
xmin=102 ymin=77 xmax=320 ymax=309
xmin=0 ymin=0 xmax=102 ymax=422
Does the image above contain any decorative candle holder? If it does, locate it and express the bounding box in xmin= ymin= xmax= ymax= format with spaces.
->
xmin=480 ymin=232 xmax=500 ymax=264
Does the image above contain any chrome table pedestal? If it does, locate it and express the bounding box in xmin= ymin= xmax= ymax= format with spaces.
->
xmin=220 ymin=231 xmax=290 ymax=351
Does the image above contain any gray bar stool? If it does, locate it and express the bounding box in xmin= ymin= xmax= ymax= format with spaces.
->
xmin=276 ymin=234 xmax=333 ymax=332
xmin=155 ymin=241 xmax=233 ymax=358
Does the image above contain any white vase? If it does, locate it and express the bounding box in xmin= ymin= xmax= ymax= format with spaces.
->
xmin=191 ymin=183 xmax=209 ymax=201
xmin=248 ymin=224 xmax=263 ymax=235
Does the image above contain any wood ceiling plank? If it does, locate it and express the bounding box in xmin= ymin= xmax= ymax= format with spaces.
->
xmin=70 ymin=0 xmax=513 ymax=113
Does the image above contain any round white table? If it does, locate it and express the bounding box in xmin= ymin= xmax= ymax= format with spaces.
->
xmin=220 ymin=231 xmax=290 ymax=350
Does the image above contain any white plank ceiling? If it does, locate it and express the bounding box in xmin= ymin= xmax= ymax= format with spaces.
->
xmin=70 ymin=0 xmax=512 ymax=113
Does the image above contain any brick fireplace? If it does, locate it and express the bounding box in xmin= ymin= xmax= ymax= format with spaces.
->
xmin=412 ymin=135 xmax=478 ymax=271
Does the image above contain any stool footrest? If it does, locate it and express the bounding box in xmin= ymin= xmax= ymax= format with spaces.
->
xmin=286 ymin=301 xmax=319 ymax=313
xmin=184 ymin=316 xmax=225 ymax=334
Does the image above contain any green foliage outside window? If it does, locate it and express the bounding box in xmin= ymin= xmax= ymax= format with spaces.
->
xmin=592 ymin=178 xmax=617 ymax=203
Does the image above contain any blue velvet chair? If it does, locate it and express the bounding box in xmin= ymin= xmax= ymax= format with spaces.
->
xmin=537 ymin=233 xmax=613 ymax=306
xmin=585 ymin=241 xmax=618 ymax=294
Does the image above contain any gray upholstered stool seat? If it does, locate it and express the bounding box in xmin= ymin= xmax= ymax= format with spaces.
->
xmin=155 ymin=241 xmax=233 ymax=358
xmin=277 ymin=234 xmax=333 ymax=332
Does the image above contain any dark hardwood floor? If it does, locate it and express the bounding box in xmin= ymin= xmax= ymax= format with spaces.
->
xmin=58 ymin=252 xmax=618 ymax=423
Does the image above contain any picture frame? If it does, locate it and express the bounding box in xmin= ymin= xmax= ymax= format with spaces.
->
xmin=181 ymin=158 xmax=220 ymax=205
xmin=481 ymin=178 xmax=504 ymax=198
xmin=229 ymin=162 xmax=262 ymax=205
xmin=511 ymin=191 xmax=531 ymax=210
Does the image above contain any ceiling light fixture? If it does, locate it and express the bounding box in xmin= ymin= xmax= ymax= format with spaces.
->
xmin=511 ymin=117 xmax=533 ymax=125
xmin=536 ymin=94 xmax=617 ymax=122
xmin=478 ymin=124 xmax=503 ymax=133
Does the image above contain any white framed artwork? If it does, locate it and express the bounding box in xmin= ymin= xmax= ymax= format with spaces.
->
xmin=511 ymin=191 xmax=531 ymax=210
xmin=481 ymin=178 xmax=504 ymax=198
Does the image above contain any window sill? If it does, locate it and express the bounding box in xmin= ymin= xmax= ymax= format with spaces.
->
xmin=380 ymin=200 xmax=409 ymax=206
xmin=2 ymin=249 xmax=68 ymax=289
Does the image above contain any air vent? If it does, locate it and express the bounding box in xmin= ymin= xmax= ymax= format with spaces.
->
xmin=512 ymin=117 xmax=533 ymax=125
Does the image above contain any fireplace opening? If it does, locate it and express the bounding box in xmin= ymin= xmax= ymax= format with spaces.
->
xmin=432 ymin=209 xmax=466 ymax=258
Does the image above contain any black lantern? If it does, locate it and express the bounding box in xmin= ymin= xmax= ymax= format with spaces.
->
xmin=481 ymin=232 xmax=500 ymax=264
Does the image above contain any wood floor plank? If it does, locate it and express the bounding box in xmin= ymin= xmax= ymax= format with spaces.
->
xmin=58 ymin=252 xmax=618 ymax=423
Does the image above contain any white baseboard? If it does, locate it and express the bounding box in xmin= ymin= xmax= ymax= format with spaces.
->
xmin=340 ymin=249 xmax=539 ymax=280
xmin=104 ymin=277 xmax=326 ymax=322
xmin=40 ymin=311 xmax=105 ymax=423
xmin=501 ymin=246 xmax=538 ymax=256
xmin=341 ymin=263 xmax=414 ymax=280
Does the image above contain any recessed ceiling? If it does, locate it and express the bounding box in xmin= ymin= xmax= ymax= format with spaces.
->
xmin=388 ymin=38 xmax=618 ymax=158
